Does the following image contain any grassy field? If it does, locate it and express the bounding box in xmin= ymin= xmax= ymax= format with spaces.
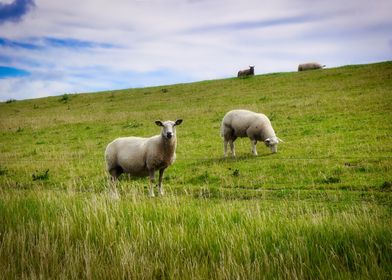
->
xmin=0 ymin=61 xmax=391 ymax=279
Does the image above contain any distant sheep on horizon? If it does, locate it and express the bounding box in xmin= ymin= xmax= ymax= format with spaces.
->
xmin=237 ymin=65 xmax=255 ymax=77
xmin=298 ymin=62 xmax=326 ymax=71
xmin=221 ymin=109 xmax=282 ymax=157
xmin=105 ymin=119 xmax=183 ymax=197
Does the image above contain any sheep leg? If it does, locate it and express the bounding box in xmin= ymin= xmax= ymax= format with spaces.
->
xmin=148 ymin=170 xmax=156 ymax=197
xmin=158 ymin=168 xmax=166 ymax=196
xmin=108 ymin=168 xmax=121 ymax=199
xmin=250 ymin=139 xmax=258 ymax=156
xmin=223 ymin=139 xmax=228 ymax=157
xmin=229 ymin=140 xmax=236 ymax=157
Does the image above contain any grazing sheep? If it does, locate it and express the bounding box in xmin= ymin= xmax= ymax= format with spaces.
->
xmin=105 ymin=119 xmax=183 ymax=197
xmin=221 ymin=109 xmax=282 ymax=157
xmin=298 ymin=62 xmax=326 ymax=71
xmin=237 ymin=65 xmax=255 ymax=77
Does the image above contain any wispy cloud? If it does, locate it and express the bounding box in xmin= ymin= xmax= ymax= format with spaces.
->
xmin=0 ymin=0 xmax=35 ymax=24
xmin=0 ymin=37 xmax=118 ymax=50
xmin=0 ymin=37 xmax=40 ymax=49
xmin=43 ymin=37 xmax=118 ymax=49
xmin=186 ymin=14 xmax=323 ymax=33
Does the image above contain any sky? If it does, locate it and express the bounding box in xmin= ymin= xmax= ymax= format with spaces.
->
xmin=0 ymin=0 xmax=391 ymax=101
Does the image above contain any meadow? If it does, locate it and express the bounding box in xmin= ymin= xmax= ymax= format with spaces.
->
xmin=0 ymin=61 xmax=391 ymax=279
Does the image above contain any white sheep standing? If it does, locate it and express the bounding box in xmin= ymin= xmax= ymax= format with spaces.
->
xmin=105 ymin=119 xmax=182 ymax=197
xmin=298 ymin=62 xmax=326 ymax=71
xmin=221 ymin=109 xmax=282 ymax=157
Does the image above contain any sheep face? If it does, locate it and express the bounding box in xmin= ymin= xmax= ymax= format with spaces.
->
xmin=264 ymin=136 xmax=279 ymax=153
xmin=155 ymin=119 xmax=183 ymax=139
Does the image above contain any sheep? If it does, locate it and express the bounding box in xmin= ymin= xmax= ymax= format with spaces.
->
xmin=298 ymin=62 xmax=326 ymax=71
xmin=237 ymin=65 xmax=255 ymax=77
xmin=221 ymin=109 xmax=282 ymax=157
xmin=105 ymin=119 xmax=183 ymax=197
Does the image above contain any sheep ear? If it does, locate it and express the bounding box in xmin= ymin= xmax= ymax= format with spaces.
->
xmin=175 ymin=119 xmax=183 ymax=126
xmin=155 ymin=120 xmax=163 ymax=126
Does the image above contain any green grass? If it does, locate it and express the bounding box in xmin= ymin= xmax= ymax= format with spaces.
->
xmin=1 ymin=61 xmax=392 ymax=279
xmin=0 ymin=190 xmax=391 ymax=279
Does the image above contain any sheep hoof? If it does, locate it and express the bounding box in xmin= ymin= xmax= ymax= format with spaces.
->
xmin=149 ymin=191 xmax=155 ymax=198
xmin=158 ymin=190 xmax=165 ymax=196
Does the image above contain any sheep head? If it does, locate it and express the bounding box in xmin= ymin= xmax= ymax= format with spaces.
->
xmin=155 ymin=119 xmax=183 ymax=139
xmin=264 ymin=136 xmax=281 ymax=153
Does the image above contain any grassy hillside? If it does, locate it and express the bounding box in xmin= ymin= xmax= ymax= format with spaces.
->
xmin=0 ymin=61 xmax=391 ymax=279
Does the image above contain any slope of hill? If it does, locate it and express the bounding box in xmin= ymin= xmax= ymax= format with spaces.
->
xmin=0 ymin=61 xmax=391 ymax=279
xmin=1 ymin=61 xmax=391 ymax=195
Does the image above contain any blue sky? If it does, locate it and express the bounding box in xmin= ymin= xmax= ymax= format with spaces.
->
xmin=0 ymin=0 xmax=391 ymax=101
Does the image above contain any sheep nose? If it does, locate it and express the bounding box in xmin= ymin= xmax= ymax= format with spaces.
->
xmin=167 ymin=132 xmax=173 ymax=138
